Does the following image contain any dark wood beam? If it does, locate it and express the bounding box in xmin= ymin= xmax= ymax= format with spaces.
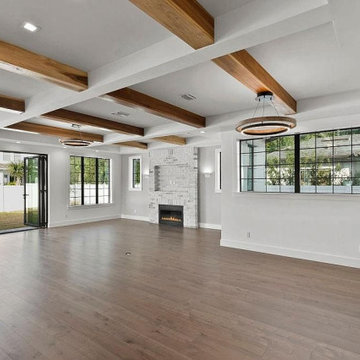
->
xmin=115 ymin=141 xmax=148 ymax=149
xmin=129 ymin=0 xmax=214 ymax=49
xmin=42 ymin=109 xmax=144 ymax=136
xmin=102 ymin=88 xmax=205 ymax=128
xmin=213 ymin=50 xmax=297 ymax=114
xmin=0 ymin=94 xmax=25 ymax=114
xmin=7 ymin=122 xmax=103 ymax=142
xmin=152 ymin=135 xmax=186 ymax=145
xmin=0 ymin=39 xmax=88 ymax=91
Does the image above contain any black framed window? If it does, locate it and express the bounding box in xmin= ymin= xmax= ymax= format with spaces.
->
xmin=70 ymin=156 xmax=82 ymax=206
xmin=70 ymin=156 xmax=111 ymax=206
xmin=98 ymin=158 xmax=111 ymax=204
xmin=129 ymin=156 xmax=142 ymax=191
xmin=239 ymin=127 xmax=360 ymax=194
xmin=240 ymin=135 xmax=295 ymax=193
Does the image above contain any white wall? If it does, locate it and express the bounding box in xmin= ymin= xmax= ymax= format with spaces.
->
xmin=220 ymin=132 xmax=360 ymax=268
xmin=198 ymin=146 xmax=221 ymax=229
xmin=120 ymin=153 xmax=150 ymax=220
xmin=0 ymin=141 xmax=122 ymax=227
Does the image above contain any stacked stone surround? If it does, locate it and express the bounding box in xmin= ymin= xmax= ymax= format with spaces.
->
xmin=149 ymin=147 xmax=198 ymax=228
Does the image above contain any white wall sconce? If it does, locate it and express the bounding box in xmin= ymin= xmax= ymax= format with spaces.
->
xmin=203 ymin=171 xmax=212 ymax=178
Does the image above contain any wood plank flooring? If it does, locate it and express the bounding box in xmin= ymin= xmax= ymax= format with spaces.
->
xmin=0 ymin=219 xmax=359 ymax=360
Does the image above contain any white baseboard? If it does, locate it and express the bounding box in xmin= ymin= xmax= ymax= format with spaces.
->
xmin=49 ymin=214 xmax=121 ymax=228
xmin=199 ymin=223 xmax=222 ymax=230
xmin=220 ymin=239 xmax=360 ymax=269
xmin=121 ymin=214 xmax=150 ymax=222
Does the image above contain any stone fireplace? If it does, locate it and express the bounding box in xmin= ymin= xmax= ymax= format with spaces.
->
xmin=149 ymin=147 xmax=198 ymax=228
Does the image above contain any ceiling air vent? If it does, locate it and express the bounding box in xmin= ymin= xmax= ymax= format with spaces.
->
xmin=111 ymin=111 xmax=129 ymax=117
xmin=181 ymin=93 xmax=197 ymax=101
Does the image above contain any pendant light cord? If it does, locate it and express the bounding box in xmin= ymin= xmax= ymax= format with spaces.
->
xmin=270 ymin=98 xmax=280 ymax=117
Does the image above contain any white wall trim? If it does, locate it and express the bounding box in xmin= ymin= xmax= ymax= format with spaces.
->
xmin=121 ymin=214 xmax=150 ymax=222
xmin=199 ymin=223 xmax=222 ymax=230
xmin=220 ymin=238 xmax=360 ymax=269
xmin=49 ymin=214 xmax=121 ymax=228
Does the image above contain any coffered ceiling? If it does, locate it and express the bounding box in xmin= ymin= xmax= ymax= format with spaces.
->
xmin=0 ymin=0 xmax=359 ymax=154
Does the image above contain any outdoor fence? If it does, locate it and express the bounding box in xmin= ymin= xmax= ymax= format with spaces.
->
xmin=0 ymin=185 xmax=23 ymax=212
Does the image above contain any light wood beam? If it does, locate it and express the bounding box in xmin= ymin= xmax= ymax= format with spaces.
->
xmin=0 ymin=94 xmax=25 ymax=114
xmin=152 ymin=135 xmax=186 ymax=145
xmin=102 ymin=88 xmax=205 ymax=128
xmin=213 ymin=50 xmax=297 ymax=114
xmin=42 ymin=109 xmax=144 ymax=136
xmin=0 ymin=39 xmax=88 ymax=91
xmin=115 ymin=141 xmax=148 ymax=149
xmin=129 ymin=0 xmax=214 ymax=49
xmin=7 ymin=122 xmax=103 ymax=142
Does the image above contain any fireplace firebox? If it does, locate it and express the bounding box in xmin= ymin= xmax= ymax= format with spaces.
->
xmin=159 ymin=205 xmax=183 ymax=227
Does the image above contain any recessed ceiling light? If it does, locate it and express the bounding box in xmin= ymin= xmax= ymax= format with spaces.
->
xmin=95 ymin=150 xmax=99 ymax=152
xmin=200 ymin=130 xmax=206 ymax=134
xmin=16 ymin=141 xmax=21 ymax=144
xmin=23 ymin=22 xmax=40 ymax=32
xmin=181 ymin=93 xmax=197 ymax=101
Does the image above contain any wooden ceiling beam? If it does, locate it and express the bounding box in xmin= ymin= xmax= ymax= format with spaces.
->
xmin=7 ymin=122 xmax=103 ymax=142
xmin=102 ymin=88 xmax=205 ymax=128
xmin=129 ymin=0 xmax=214 ymax=49
xmin=42 ymin=109 xmax=144 ymax=136
xmin=152 ymin=135 xmax=186 ymax=145
xmin=0 ymin=39 xmax=88 ymax=91
xmin=213 ymin=50 xmax=297 ymax=114
xmin=115 ymin=141 xmax=148 ymax=150
xmin=0 ymin=94 xmax=25 ymax=114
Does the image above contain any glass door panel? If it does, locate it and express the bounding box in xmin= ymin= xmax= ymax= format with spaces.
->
xmin=24 ymin=157 xmax=39 ymax=227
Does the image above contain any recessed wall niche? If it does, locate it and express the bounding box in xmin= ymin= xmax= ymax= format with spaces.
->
xmin=154 ymin=164 xmax=192 ymax=192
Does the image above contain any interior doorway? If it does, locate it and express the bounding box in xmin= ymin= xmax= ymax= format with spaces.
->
xmin=0 ymin=151 xmax=47 ymax=234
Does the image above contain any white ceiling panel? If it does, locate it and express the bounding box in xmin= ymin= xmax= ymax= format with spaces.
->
xmin=29 ymin=117 xmax=110 ymax=136
xmin=248 ymin=22 xmax=360 ymax=100
xmin=0 ymin=69 xmax=53 ymax=100
xmin=0 ymin=0 xmax=171 ymax=71
xmin=67 ymin=98 xmax=169 ymax=129
xmin=132 ymin=61 xmax=256 ymax=117
xmin=197 ymin=0 xmax=252 ymax=17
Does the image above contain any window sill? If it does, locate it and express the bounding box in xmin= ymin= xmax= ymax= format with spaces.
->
xmin=68 ymin=203 xmax=114 ymax=210
xmin=232 ymin=191 xmax=360 ymax=201
xmin=129 ymin=188 xmax=142 ymax=192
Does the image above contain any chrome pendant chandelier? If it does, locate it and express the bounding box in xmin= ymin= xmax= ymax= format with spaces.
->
xmin=236 ymin=91 xmax=296 ymax=136
xmin=59 ymin=124 xmax=93 ymax=147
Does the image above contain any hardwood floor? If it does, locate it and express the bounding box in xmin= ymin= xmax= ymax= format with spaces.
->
xmin=0 ymin=219 xmax=359 ymax=360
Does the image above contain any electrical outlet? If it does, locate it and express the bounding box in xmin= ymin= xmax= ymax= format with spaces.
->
xmin=247 ymin=232 xmax=251 ymax=239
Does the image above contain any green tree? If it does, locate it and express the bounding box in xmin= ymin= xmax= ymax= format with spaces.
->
xmin=7 ymin=161 xmax=24 ymax=185
xmin=134 ymin=159 xmax=141 ymax=185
